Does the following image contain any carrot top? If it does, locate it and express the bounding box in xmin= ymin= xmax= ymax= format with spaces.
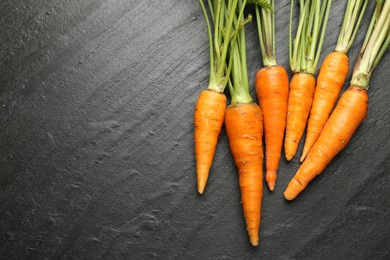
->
xmin=228 ymin=0 xmax=254 ymax=104
xmin=289 ymin=0 xmax=332 ymax=75
xmin=255 ymin=0 xmax=276 ymax=67
xmin=198 ymin=0 xmax=241 ymax=93
xmin=335 ymin=0 xmax=368 ymax=54
xmin=351 ymin=0 xmax=390 ymax=89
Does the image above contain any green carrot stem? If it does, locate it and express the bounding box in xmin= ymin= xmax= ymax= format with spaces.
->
xmin=335 ymin=0 xmax=368 ymax=53
xmin=290 ymin=0 xmax=332 ymax=75
xmin=229 ymin=0 xmax=252 ymax=104
xmin=198 ymin=0 xmax=216 ymax=87
xmin=255 ymin=0 xmax=276 ymax=67
xmin=351 ymin=0 xmax=390 ymax=89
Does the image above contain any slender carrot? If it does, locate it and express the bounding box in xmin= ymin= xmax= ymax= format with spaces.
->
xmin=285 ymin=0 xmax=332 ymax=161
xmin=195 ymin=0 xmax=242 ymax=194
xmin=285 ymin=0 xmax=390 ymax=200
xmin=301 ymin=0 xmax=368 ymax=162
xmin=225 ymin=103 xmax=263 ymax=246
xmin=255 ymin=1 xmax=289 ymax=191
xmin=225 ymin=0 xmax=265 ymax=245
xmin=194 ymin=90 xmax=226 ymax=193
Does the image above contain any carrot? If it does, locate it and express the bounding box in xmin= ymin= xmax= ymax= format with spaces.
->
xmin=284 ymin=73 xmax=315 ymax=161
xmin=224 ymin=1 xmax=270 ymax=245
xmin=255 ymin=2 xmax=289 ymax=191
xmin=225 ymin=103 xmax=263 ymax=246
xmin=285 ymin=87 xmax=368 ymax=200
xmin=194 ymin=90 xmax=226 ymax=194
xmin=285 ymin=0 xmax=332 ymax=161
xmin=300 ymin=0 xmax=368 ymax=162
xmin=285 ymin=0 xmax=390 ymax=200
xmin=195 ymin=0 xmax=242 ymax=193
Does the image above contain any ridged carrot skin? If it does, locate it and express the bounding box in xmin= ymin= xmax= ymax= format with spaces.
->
xmin=225 ymin=102 xmax=263 ymax=246
xmin=285 ymin=73 xmax=316 ymax=161
xmin=284 ymin=86 xmax=368 ymax=200
xmin=194 ymin=89 xmax=226 ymax=194
xmin=256 ymin=65 xmax=289 ymax=191
xmin=300 ymin=51 xmax=349 ymax=162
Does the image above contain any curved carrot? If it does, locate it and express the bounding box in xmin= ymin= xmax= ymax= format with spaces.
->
xmin=225 ymin=102 xmax=263 ymax=246
xmin=194 ymin=89 xmax=226 ymax=194
xmin=284 ymin=87 xmax=368 ymax=200
xmin=300 ymin=52 xmax=349 ymax=162
xmin=284 ymin=73 xmax=316 ymax=161
xmin=256 ymin=65 xmax=289 ymax=191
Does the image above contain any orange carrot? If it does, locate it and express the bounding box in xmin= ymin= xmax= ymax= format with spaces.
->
xmin=286 ymin=0 xmax=332 ymax=161
xmin=225 ymin=3 xmax=266 ymax=245
xmin=300 ymin=52 xmax=349 ymax=161
xmin=194 ymin=90 xmax=226 ymax=194
xmin=254 ymin=2 xmax=289 ymax=191
xmin=300 ymin=0 xmax=369 ymax=162
xmin=256 ymin=66 xmax=289 ymax=190
xmin=284 ymin=73 xmax=315 ymax=161
xmin=225 ymin=102 xmax=263 ymax=246
xmin=284 ymin=87 xmax=368 ymax=200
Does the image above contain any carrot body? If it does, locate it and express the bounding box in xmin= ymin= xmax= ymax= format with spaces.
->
xmin=284 ymin=87 xmax=368 ymax=200
xmin=194 ymin=89 xmax=226 ymax=194
xmin=225 ymin=102 xmax=263 ymax=246
xmin=256 ymin=65 xmax=289 ymax=191
xmin=300 ymin=52 xmax=349 ymax=162
xmin=285 ymin=73 xmax=316 ymax=161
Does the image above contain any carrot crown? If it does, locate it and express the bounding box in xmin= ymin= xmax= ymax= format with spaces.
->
xmin=255 ymin=0 xmax=276 ymax=67
xmin=335 ymin=0 xmax=369 ymax=54
xmin=289 ymin=0 xmax=332 ymax=75
xmin=351 ymin=0 xmax=390 ymax=89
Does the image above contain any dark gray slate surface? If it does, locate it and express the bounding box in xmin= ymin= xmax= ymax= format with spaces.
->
xmin=0 ymin=0 xmax=389 ymax=259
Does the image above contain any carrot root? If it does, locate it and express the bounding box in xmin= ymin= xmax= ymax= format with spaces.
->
xmin=256 ymin=65 xmax=289 ymax=191
xmin=285 ymin=73 xmax=316 ymax=161
xmin=300 ymin=52 xmax=349 ymax=162
xmin=225 ymin=102 xmax=263 ymax=246
xmin=194 ymin=89 xmax=226 ymax=194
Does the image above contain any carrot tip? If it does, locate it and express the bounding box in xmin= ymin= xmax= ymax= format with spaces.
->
xmin=285 ymin=154 xmax=293 ymax=161
xmin=284 ymin=192 xmax=294 ymax=201
xmin=267 ymin=181 xmax=275 ymax=192
xmin=250 ymin=236 xmax=259 ymax=246
xmin=197 ymin=186 xmax=205 ymax=195
xmin=284 ymin=178 xmax=304 ymax=201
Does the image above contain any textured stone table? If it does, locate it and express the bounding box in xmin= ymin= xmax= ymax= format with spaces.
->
xmin=1 ymin=1 xmax=389 ymax=259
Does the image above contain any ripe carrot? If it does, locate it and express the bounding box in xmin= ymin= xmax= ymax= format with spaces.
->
xmin=225 ymin=102 xmax=264 ymax=246
xmin=224 ymin=1 xmax=270 ymax=245
xmin=285 ymin=0 xmax=390 ymax=200
xmin=300 ymin=52 xmax=349 ymax=161
xmin=284 ymin=73 xmax=316 ymax=161
xmin=195 ymin=0 xmax=242 ymax=193
xmin=255 ymin=2 xmax=289 ymax=191
xmin=300 ymin=0 xmax=368 ymax=162
xmin=194 ymin=90 xmax=226 ymax=194
xmin=286 ymin=0 xmax=332 ymax=161
xmin=285 ymin=87 xmax=368 ymax=200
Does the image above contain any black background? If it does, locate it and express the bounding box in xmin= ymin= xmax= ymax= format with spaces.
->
xmin=1 ymin=1 xmax=389 ymax=259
